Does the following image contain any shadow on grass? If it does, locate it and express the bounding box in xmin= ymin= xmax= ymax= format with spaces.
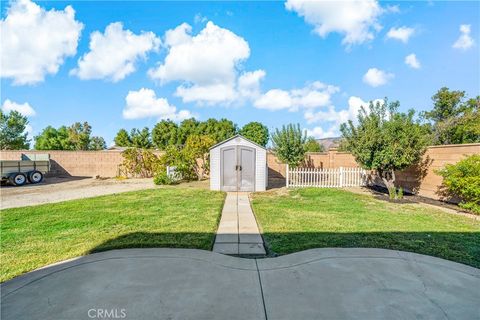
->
xmin=88 ymin=231 xmax=480 ymax=269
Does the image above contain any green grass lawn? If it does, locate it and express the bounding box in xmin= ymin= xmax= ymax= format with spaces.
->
xmin=252 ymin=188 xmax=480 ymax=268
xmin=0 ymin=187 xmax=225 ymax=282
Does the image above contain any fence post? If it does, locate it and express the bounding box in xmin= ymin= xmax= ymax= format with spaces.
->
xmin=286 ymin=164 xmax=289 ymax=188
xmin=339 ymin=167 xmax=344 ymax=187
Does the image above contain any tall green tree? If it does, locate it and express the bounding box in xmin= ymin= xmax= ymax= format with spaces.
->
xmin=34 ymin=126 xmax=72 ymax=150
xmin=0 ymin=110 xmax=30 ymax=150
xmin=197 ymin=118 xmax=237 ymax=143
xmin=240 ymin=122 xmax=269 ymax=146
xmin=183 ymin=134 xmax=216 ymax=180
xmin=177 ymin=118 xmax=199 ymax=146
xmin=424 ymin=87 xmax=480 ymax=144
xmin=68 ymin=122 xmax=92 ymax=150
xmin=114 ymin=129 xmax=132 ymax=147
xmin=152 ymin=120 xmax=178 ymax=149
xmin=341 ymin=99 xmax=430 ymax=196
xmin=131 ymin=127 xmax=152 ymax=148
xmin=89 ymin=136 xmax=107 ymax=150
xmin=271 ymin=124 xmax=307 ymax=167
xmin=304 ymin=137 xmax=324 ymax=152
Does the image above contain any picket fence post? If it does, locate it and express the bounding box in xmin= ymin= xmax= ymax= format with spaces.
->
xmin=286 ymin=164 xmax=289 ymax=188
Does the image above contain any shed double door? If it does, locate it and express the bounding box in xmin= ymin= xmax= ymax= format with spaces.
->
xmin=221 ymin=146 xmax=255 ymax=192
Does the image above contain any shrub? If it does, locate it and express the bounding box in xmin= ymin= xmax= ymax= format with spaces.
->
xmin=437 ymin=154 xmax=480 ymax=214
xmin=160 ymin=145 xmax=197 ymax=181
xmin=120 ymin=148 xmax=162 ymax=178
xmin=153 ymin=171 xmax=176 ymax=185
xmin=271 ymin=124 xmax=307 ymax=167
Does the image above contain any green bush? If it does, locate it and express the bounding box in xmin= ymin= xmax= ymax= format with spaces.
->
xmin=120 ymin=148 xmax=163 ymax=178
xmin=437 ymin=154 xmax=480 ymax=214
xmin=153 ymin=171 xmax=176 ymax=185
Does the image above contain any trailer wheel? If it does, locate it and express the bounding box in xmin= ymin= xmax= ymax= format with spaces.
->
xmin=9 ymin=173 xmax=27 ymax=186
xmin=28 ymin=170 xmax=44 ymax=184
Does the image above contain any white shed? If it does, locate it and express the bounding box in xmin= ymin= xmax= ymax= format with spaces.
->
xmin=210 ymin=135 xmax=267 ymax=192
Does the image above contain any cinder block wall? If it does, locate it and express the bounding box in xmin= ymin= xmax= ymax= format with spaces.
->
xmin=0 ymin=150 xmax=161 ymax=177
xmin=394 ymin=144 xmax=480 ymax=199
xmin=2 ymin=143 xmax=479 ymax=201
xmin=267 ymin=143 xmax=479 ymax=200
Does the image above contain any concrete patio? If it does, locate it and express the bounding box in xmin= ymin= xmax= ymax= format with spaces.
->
xmin=2 ymin=248 xmax=479 ymax=320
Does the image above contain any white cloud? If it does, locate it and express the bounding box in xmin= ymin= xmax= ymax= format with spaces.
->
xmin=123 ymin=88 xmax=194 ymax=121
xmin=304 ymin=96 xmax=383 ymax=137
xmin=285 ymin=0 xmax=383 ymax=46
xmin=453 ymin=24 xmax=475 ymax=50
xmin=254 ymin=82 xmax=339 ymax=111
xmin=0 ymin=0 xmax=83 ymax=85
xmin=405 ymin=53 xmax=421 ymax=69
xmin=70 ymin=22 xmax=160 ymax=82
xmin=386 ymin=26 xmax=415 ymax=43
xmin=306 ymin=126 xmax=338 ymax=139
xmin=25 ymin=124 xmax=34 ymax=141
xmin=149 ymin=21 xmax=250 ymax=105
xmin=1 ymin=99 xmax=36 ymax=116
xmin=363 ymin=68 xmax=394 ymax=87
xmin=237 ymin=70 xmax=266 ymax=99
xmin=254 ymin=89 xmax=293 ymax=111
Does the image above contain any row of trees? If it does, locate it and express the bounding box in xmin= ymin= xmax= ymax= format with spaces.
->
xmin=34 ymin=122 xmax=106 ymax=150
xmin=1 ymin=87 xmax=477 ymax=151
xmin=422 ymin=87 xmax=479 ymax=145
xmin=0 ymin=111 xmax=106 ymax=151
xmin=114 ymin=119 xmax=271 ymax=149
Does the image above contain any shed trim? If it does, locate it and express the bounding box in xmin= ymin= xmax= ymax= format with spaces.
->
xmin=209 ymin=134 xmax=267 ymax=151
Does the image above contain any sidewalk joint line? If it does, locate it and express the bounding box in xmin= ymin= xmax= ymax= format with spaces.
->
xmin=255 ymin=258 xmax=268 ymax=320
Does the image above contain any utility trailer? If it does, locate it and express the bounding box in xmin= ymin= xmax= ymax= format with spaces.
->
xmin=0 ymin=153 xmax=50 ymax=186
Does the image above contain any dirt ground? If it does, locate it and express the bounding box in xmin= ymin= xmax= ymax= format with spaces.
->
xmin=0 ymin=177 xmax=209 ymax=210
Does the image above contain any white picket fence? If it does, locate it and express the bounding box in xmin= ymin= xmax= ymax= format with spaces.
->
xmin=286 ymin=166 xmax=368 ymax=188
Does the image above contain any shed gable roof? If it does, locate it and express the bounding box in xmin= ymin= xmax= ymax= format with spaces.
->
xmin=209 ymin=134 xmax=267 ymax=150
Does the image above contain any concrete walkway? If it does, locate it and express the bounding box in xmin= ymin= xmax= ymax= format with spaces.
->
xmin=2 ymin=248 xmax=479 ymax=320
xmin=213 ymin=192 xmax=266 ymax=256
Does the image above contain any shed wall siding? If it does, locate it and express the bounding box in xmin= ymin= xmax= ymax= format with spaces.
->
xmin=210 ymin=147 xmax=221 ymax=190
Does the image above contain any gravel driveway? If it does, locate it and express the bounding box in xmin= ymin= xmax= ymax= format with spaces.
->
xmin=0 ymin=177 xmax=158 ymax=209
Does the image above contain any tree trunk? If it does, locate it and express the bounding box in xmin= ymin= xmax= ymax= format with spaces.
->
xmin=379 ymin=169 xmax=396 ymax=199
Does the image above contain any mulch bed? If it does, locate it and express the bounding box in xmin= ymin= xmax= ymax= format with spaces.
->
xmin=366 ymin=185 xmax=473 ymax=214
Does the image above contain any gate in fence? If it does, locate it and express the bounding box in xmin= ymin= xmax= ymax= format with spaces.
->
xmin=286 ymin=166 xmax=368 ymax=188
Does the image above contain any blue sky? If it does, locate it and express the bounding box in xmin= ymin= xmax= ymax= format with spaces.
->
xmin=1 ymin=0 xmax=479 ymax=145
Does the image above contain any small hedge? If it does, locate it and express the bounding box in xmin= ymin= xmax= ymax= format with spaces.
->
xmin=437 ymin=154 xmax=480 ymax=214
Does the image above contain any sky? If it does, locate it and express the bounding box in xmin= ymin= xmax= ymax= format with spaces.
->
xmin=1 ymin=0 xmax=479 ymax=146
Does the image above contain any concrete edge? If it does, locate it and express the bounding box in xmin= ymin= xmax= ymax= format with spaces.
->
xmin=256 ymin=248 xmax=480 ymax=277
xmin=2 ymin=248 xmax=479 ymax=299
xmin=0 ymin=248 xmax=257 ymax=298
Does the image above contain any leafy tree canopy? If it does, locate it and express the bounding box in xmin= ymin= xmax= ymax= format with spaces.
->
xmin=114 ymin=129 xmax=132 ymax=147
xmin=35 ymin=121 xmax=105 ymax=150
xmin=0 ymin=110 xmax=30 ymax=150
xmin=177 ymin=118 xmax=199 ymax=146
xmin=89 ymin=136 xmax=107 ymax=150
xmin=341 ymin=99 xmax=430 ymax=192
xmin=271 ymin=123 xmax=307 ymax=167
xmin=424 ymin=87 xmax=480 ymax=145
xmin=68 ymin=122 xmax=92 ymax=150
xmin=240 ymin=122 xmax=269 ymax=147
xmin=35 ymin=126 xmax=71 ymax=150
xmin=152 ymin=120 xmax=178 ymax=149
xmin=197 ymin=118 xmax=237 ymax=143
xmin=304 ymin=137 xmax=324 ymax=152
xmin=131 ymin=127 xmax=152 ymax=149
